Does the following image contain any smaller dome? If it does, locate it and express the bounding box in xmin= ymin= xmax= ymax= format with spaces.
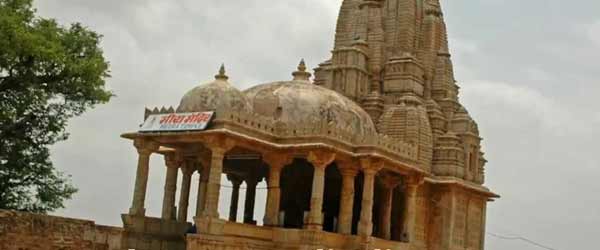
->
xmin=398 ymin=95 xmax=423 ymax=106
xmin=450 ymin=105 xmax=480 ymax=135
xmin=378 ymin=100 xmax=433 ymax=167
xmin=452 ymin=106 xmax=472 ymax=121
xmin=425 ymin=99 xmax=442 ymax=112
xmin=177 ymin=65 xmax=251 ymax=115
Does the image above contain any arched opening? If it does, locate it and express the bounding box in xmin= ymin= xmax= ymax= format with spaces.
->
xmin=145 ymin=153 xmax=167 ymax=217
xmin=221 ymin=147 xmax=268 ymax=225
xmin=218 ymin=173 xmax=235 ymax=221
xmin=322 ymin=163 xmax=342 ymax=232
xmin=253 ymin=179 xmax=268 ymax=226
xmin=280 ymin=158 xmax=314 ymax=229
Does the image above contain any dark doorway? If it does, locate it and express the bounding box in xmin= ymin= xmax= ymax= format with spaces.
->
xmin=391 ymin=186 xmax=406 ymax=241
xmin=280 ymin=158 xmax=314 ymax=229
xmin=322 ymin=163 xmax=342 ymax=232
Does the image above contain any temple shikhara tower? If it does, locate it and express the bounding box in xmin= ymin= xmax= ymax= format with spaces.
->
xmin=0 ymin=1 xmax=498 ymax=250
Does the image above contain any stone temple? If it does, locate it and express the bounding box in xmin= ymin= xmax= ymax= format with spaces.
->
xmin=0 ymin=1 xmax=498 ymax=250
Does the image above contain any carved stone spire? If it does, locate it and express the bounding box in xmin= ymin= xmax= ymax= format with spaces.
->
xmin=316 ymin=0 xmax=459 ymax=104
xmin=215 ymin=64 xmax=229 ymax=81
xmin=292 ymin=59 xmax=311 ymax=81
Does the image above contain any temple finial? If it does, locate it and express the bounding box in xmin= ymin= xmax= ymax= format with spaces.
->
xmin=215 ymin=63 xmax=229 ymax=81
xmin=298 ymin=59 xmax=307 ymax=72
xmin=292 ymin=59 xmax=311 ymax=81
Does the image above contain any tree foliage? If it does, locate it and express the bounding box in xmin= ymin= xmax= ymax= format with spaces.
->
xmin=0 ymin=0 xmax=112 ymax=213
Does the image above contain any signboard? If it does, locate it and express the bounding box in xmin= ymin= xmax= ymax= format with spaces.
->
xmin=139 ymin=111 xmax=215 ymax=132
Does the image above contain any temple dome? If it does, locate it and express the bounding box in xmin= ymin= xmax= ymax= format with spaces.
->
xmin=244 ymin=80 xmax=376 ymax=135
xmin=377 ymin=97 xmax=433 ymax=167
xmin=177 ymin=65 xmax=251 ymax=115
xmin=450 ymin=106 xmax=480 ymax=136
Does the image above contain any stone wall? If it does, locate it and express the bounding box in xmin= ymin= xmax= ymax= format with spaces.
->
xmin=0 ymin=210 xmax=123 ymax=250
xmin=121 ymin=214 xmax=189 ymax=250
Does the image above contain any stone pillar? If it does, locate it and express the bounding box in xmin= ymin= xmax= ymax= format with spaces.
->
xmin=263 ymin=154 xmax=292 ymax=227
xmin=161 ymin=153 xmax=180 ymax=220
xmin=337 ymin=165 xmax=358 ymax=234
xmin=195 ymin=161 xmax=209 ymax=217
xmin=379 ymin=186 xmax=393 ymax=239
xmin=177 ymin=162 xmax=194 ymax=222
xmin=227 ymin=175 xmax=242 ymax=222
xmin=202 ymin=146 xmax=228 ymax=218
xmin=358 ymin=158 xmax=383 ymax=236
xmin=379 ymin=175 xmax=401 ymax=240
xmin=243 ymin=177 xmax=259 ymax=224
xmin=129 ymin=139 xmax=158 ymax=216
xmin=401 ymin=176 xmax=423 ymax=242
xmin=306 ymin=151 xmax=336 ymax=230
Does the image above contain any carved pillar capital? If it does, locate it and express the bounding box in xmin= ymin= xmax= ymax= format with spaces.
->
xmin=307 ymin=151 xmax=336 ymax=169
xmin=337 ymin=159 xmax=360 ymax=177
xmin=360 ymin=157 xmax=384 ymax=174
xmin=244 ymin=175 xmax=260 ymax=185
xmin=380 ymin=172 xmax=402 ymax=189
xmin=404 ymin=174 xmax=425 ymax=189
xmin=164 ymin=152 xmax=183 ymax=169
xmin=263 ymin=152 xmax=294 ymax=170
xmin=197 ymin=154 xmax=210 ymax=172
xmin=204 ymin=136 xmax=236 ymax=156
xmin=181 ymin=161 xmax=196 ymax=176
xmin=227 ymin=174 xmax=243 ymax=186
xmin=134 ymin=139 xmax=159 ymax=155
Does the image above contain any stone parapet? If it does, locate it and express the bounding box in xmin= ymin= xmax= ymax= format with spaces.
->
xmin=186 ymin=219 xmax=410 ymax=250
xmin=216 ymin=110 xmax=419 ymax=162
xmin=121 ymin=214 xmax=191 ymax=250
xmin=0 ymin=210 xmax=123 ymax=250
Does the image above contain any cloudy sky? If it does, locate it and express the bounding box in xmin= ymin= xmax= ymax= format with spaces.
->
xmin=34 ymin=0 xmax=599 ymax=249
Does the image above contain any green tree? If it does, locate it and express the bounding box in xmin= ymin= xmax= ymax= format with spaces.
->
xmin=0 ymin=0 xmax=112 ymax=213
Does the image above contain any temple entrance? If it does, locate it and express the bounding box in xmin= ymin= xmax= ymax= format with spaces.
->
xmin=280 ymin=158 xmax=314 ymax=229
